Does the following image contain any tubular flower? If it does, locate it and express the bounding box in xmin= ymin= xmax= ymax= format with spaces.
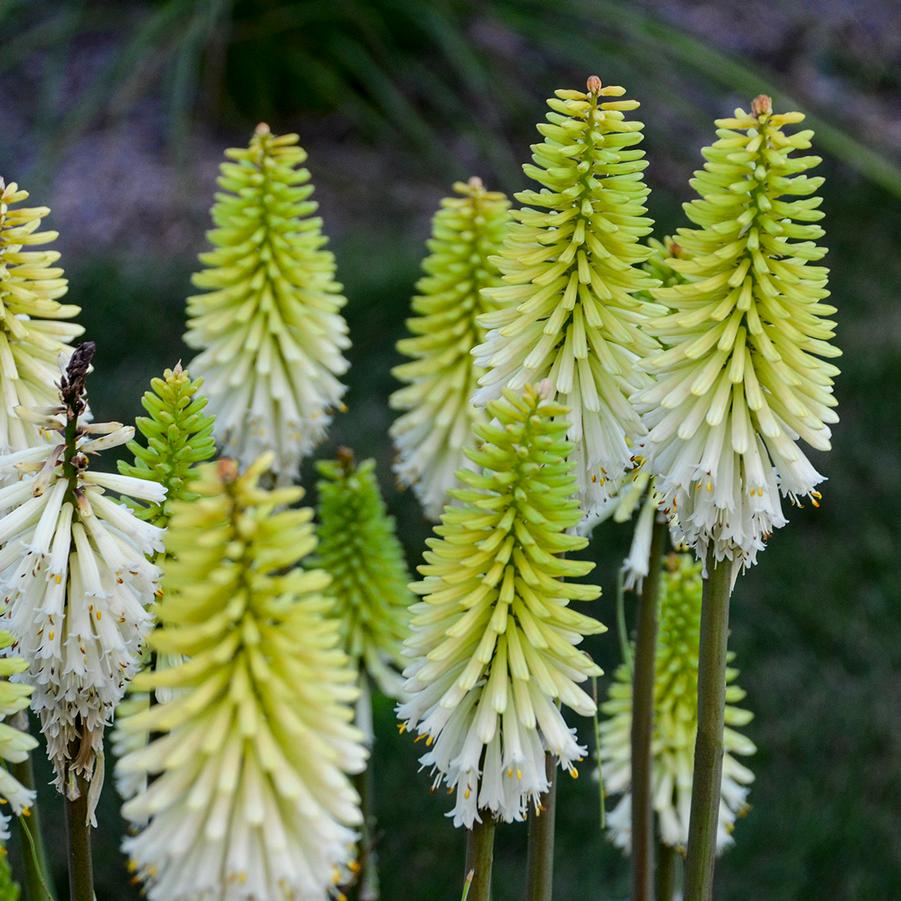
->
xmin=117 ymin=363 xmax=216 ymax=528
xmin=0 ymin=344 xmax=164 ymax=801
xmin=184 ymin=124 xmax=350 ymax=480
xmin=0 ymin=178 xmax=82 ymax=462
xmin=636 ymin=96 xmax=840 ymax=575
xmin=473 ymin=77 xmax=659 ymax=519
xmin=398 ymin=385 xmax=605 ymax=828
xmin=0 ymin=629 xmax=39 ymax=842
xmin=116 ymin=455 xmax=366 ymax=901
xmin=390 ymin=178 xmax=511 ymax=519
xmin=600 ymin=554 xmax=755 ymax=853
xmin=313 ymin=450 xmax=412 ymax=698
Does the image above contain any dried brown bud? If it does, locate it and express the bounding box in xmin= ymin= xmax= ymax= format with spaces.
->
xmin=336 ymin=445 xmax=356 ymax=472
xmin=586 ymin=75 xmax=602 ymax=94
xmin=751 ymin=94 xmax=772 ymax=117
xmin=60 ymin=341 xmax=96 ymax=420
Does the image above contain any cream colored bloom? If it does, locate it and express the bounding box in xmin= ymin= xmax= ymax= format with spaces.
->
xmin=0 ymin=178 xmax=82 ymax=464
xmin=600 ymin=555 xmax=755 ymax=853
xmin=0 ymin=345 xmax=163 ymax=800
xmin=117 ymin=456 xmax=366 ymax=900
xmin=398 ymin=385 xmax=604 ymax=827
xmin=473 ymin=78 xmax=659 ymax=519
xmin=637 ymin=98 xmax=839 ymax=575
xmin=390 ymin=178 xmax=510 ymax=518
xmin=185 ymin=125 xmax=350 ymax=480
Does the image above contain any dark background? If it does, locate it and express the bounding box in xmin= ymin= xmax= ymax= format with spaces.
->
xmin=1 ymin=1 xmax=899 ymax=898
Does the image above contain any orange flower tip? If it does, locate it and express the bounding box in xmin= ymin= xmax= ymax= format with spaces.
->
xmin=348 ymin=860 xmax=361 ymax=874
xmin=338 ymin=401 xmax=348 ymax=413
xmin=216 ymin=458 xmax=239 ymax=483
xmin=751 ymin=94 xmax=773 ymax=117
xmin=586 ymin=75 xmax=603 ymax=94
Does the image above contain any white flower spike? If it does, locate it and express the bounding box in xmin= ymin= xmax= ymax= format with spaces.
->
xmin=0 ymin=343 xmax=163 ymax=805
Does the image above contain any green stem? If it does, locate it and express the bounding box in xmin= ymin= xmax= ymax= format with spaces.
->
xmin=682 ymin=554 xmax=732 ymax=901
xmin=655 ymin=839 xmax=677 ymax=901
xmin=525 ymin=754 xmax=557 ymax=901
xmin=351 ymin=675 xmax=379 ymax=901
xmin=10 ymin=713 xmax=56 ymax=900
xmin=64 ymin=777 xmax=94 ymax=901
xmin=630 ymin=519 xmax=667 ymax=901
xmin=463 ymin=815 xmax=496 ymax=901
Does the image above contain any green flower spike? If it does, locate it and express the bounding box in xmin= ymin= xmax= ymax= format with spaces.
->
xmin=600 ymin=554 xmax=755 ymax=853
xmin=390 ymin=177 xmax=510 ymax=519
xmin=0 ymin=847 xmax=19 ymax=901
xmin=314 ymin=449 xmax=412 ymax=698
xmin=398 ymin=384 xmax=605 ymax=828
xmin=117 ymin=363 xmax=216 ymax=528
xmin=184 ymin=124 xmax=350 ymax=480
xmin=112 ymin=364 xmax=216 ymax=801
xmin=473 ymin=76 xmax=659 ymax=520
xmin=637 ymin=95 xmax=840 ymax=575
xmin=0 ymin=178 xmax=82 ymax=461
xmin=116 ymin=456 xmax=366 ymax=900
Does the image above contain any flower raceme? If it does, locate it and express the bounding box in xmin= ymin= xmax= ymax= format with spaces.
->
xmin=390 ymin=177 xmax=510 ymax=519
xmin=398 ymin=385 xmax=605 ymax=828
xmin=116 ymin=456 xmax=366 ymax=901
xmin=185 ymin=124 xmax=350 ymax=480
xmin=0 ymin=343 xmax=164 ymax=801
xmin=112 ymin=364 xmax=215 ymax=802
xmin=0 ymin=178 xmax=82 ymax=463
xmin=637 ymin=96 xmax=840 ymax=575
xmin=473 ymin=77 xmax=659 ymax=520
xmin=600 ymin=554 xmax=755 ymax=852
xmin=314 ymin=450 xmax=412 ymax=698
xmin=117 ymin=364 xmax=216 ymax=529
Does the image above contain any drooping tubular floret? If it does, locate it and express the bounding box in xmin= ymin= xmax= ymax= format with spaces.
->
xmin=637 ymin=96 xmax=840 ymax=575
xmin=398 ymin=384 xmax=605 ymax=828
xmin=474 ymin=77 xmax=659 ymax=519
xmin=0 ymin=178 xmax=82 ymax=464
xmin=314 ymin=450 xmax=412 ymax=698
xmin=600 ymin=554 xmax=755 ymax=853
xmin=184 ymin=125 xmax=350 ymax=480
xmin=0 ymin=343 xmax=164 ymax=801
xmin=116 ymin=456 xmax=366 ymax=900
xmin=390 ymin=178 xmax=510 ymax=518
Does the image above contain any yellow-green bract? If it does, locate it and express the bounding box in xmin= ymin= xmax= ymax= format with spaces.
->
xmin=0 ymin=179 xmax=81 ymax=464
xmin=398 ymin=384 xmax=605 ymax=828
xmin=117 ymin=364 xmax=216 ymax=528
xmin=116 ymin=456 xmax=366 ymax=901
xmin=184 ymin=125 xmax=350 ymax=481
xmin=473 ymin=78 xmax=659 ymax=520
xmin=390 ymin=178 xmax=510 ymax=519
xmin=637 ymin=97 xmax=840 ymax=576
xmin=600 ymin=554 xmax=755 ymax=853
xmin=314 ymin=452 xmax=412 ymax=698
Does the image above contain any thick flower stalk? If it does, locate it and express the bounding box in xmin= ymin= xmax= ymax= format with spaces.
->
xmin=390 ymin=178 xmax=510 ymax=518
xmin=0 ymin=343 xmax=164 ymax=799
xmin=0 ymin=178 xmax=82 ymax=462
xmin=184 ymin=124 xmax=350 ymax=479
xmin=398 ymin=385 xmax=605 ymax=828
xmin=0 ymin=628 xmax=38 ymax=841
xmin=473 ymin=76 xmax=659 ymax=519
xmin=112 ymin=364 xmax=216 ymax=802
xmin=116 ymin=456 xmax=366 ymax=900
xmin=600 ymin=555 xmax=755 ymax=853
xmin=314 ymin=449 xmax=412 ymax=698
xmin=637 ymin=96 xmax=839 ymax=574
